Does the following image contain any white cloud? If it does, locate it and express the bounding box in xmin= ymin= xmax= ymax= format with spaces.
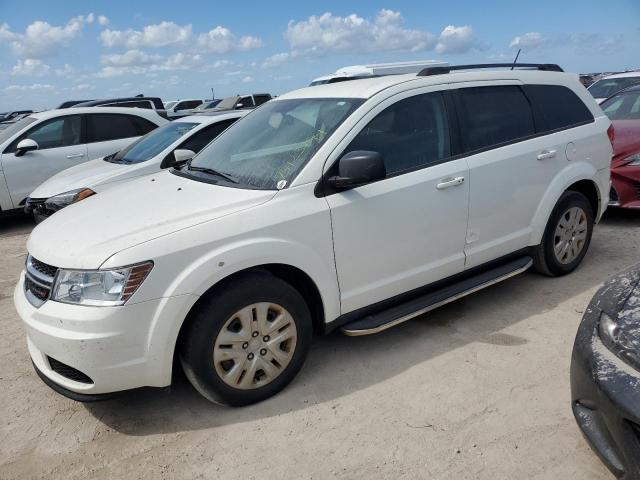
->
xmin=0 ymin=14 xmax=98 ymax=58
xmin=4 ymin=83 xmax=55 ymax=93
xmin=509 ymin=32 xmax=546 ymax=50
xmin=196 ymin=26 xmax=263 ymax=53
xmin=72 ymin=83 xmax=94 ymax=91
xmin=262 ymin=52 xmax=294 ymax=69
xmin=284 ymin=9 xmax=436 ymax=54
xmin=55 ymin=64 xmax=76 ymax=78
xmin=96 ymin=50 xmax=205 ymax=77
xmin=97 ymin=15 xmax=109 ymax=26
xmin=241 ymin=75 xmax=255 ymax=83
xmin=100 ymin=21 xmax=262 ymax=54
xmin=435 ymin=25 xmax=483 ymax=54
xmin=100 ymin=21 xmax=192 ymax=48
xmin=101 ymin=49 xmax=163 ymax=67
xmin=11 ymin=58 xmax=51 ymax=76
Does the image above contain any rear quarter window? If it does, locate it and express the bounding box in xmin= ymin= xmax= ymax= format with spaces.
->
xmin=523 ymin=84 xmax=594 ymax=133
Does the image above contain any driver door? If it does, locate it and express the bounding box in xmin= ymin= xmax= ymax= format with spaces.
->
xmin=2 ymin=114 xmax=86 ymax=206
xmin=324 ymin=88 xmax=470 ymax=314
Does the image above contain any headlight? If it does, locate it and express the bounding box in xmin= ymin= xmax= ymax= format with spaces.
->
xmin=598 ymin=311 xmax=640 ymax=371
xmin=51 ymin=261 xmax=153 ymax=306
xmin=44 ymin=188 xmax=95 ymax=212
xmin=622 ymin=153 xmax=640 ymax=166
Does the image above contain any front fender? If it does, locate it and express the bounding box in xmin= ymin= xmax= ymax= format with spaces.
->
xmin=162 ymin=236 xmax=340 ymax=322
xmin=529 ymin=162 xmax=608 ymax=245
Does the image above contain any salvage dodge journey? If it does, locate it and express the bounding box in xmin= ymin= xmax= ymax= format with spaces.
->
xmin=15 ymin=64 xmax=613 ymax=406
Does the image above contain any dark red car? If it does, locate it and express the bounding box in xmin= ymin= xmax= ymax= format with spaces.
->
xmin=601 ymin=85 xmax=640 ymax=209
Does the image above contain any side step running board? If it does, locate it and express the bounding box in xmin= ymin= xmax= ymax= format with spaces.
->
xmin=341 ymin=256 xmax=532 ymax=336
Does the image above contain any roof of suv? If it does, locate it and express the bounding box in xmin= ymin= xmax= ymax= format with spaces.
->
xmin=279 ymin=69 xmax=581 ymax=101
xmin=25 ymin=106 xmax=167 ymax=122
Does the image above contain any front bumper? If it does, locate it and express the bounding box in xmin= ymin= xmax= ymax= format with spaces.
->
xmin=14 ymin=272 xmax=198 ymax=396
xmin=610 ymin=165 xmax=640 ymax=209
xmin=571 ymin=308 xmax=640 ymax=479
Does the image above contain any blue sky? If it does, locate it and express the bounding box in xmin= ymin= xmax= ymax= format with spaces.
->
xmin=1 ymin=0 xmax=639 ymax=110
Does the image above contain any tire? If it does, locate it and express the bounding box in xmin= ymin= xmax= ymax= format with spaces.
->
xmin=33 ymin=212 xmax=47 ymax=224
xmin=179 ymin=271 xmax=313 ymax=406
xmin=532 ymin=191 xmax=594 ymax=277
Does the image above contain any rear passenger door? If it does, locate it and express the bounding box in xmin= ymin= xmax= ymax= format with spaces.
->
xmin=85 ymin=113 xmax=157 ymax=160
xmin=325 ymin=88 xmax=470 ymax=314
xmin=454 ymin=82 xmax=593 ymax=268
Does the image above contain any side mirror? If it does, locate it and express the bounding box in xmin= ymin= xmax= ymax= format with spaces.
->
xmin=15 ymin=139 xmax=39 ymax=157
xmin=236 ymin=103 xmax=244 ymax=109
xmin=328 ymin=150 xmax=386 ymax=190
xmin=161 ymin=149 xmax=195 ymax=169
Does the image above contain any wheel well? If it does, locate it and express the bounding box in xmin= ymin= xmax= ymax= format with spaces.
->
xmin=174 ymin=264 xmax=326 ymax=366
xmin=566 ymin=179 xmax=600 ymax=218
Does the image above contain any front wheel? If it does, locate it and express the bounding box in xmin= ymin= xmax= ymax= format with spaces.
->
xmin=532 ymin=191 xmax=594 ymax=277
xmin=179 ymin=271 xmax=312 ymax=406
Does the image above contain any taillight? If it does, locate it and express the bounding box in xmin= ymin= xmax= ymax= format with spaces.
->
xmin=607 ymin=124 xmax=615 ymax=146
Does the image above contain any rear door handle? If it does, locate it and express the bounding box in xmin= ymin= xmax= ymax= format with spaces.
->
xmin=436 ymin=176 xmax=465 ymax=190
xmin=537 ymin=149 xmax=557 ymax=161
xmin=66 ymin=153 xmax=85 ymax=159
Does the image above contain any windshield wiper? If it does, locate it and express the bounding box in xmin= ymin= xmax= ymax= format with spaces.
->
xmin=188 ymin=165 xmax=239 ymax=184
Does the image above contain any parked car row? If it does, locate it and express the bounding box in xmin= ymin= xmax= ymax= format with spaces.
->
xmin=7 ymin=60 xmax=639 ymax=478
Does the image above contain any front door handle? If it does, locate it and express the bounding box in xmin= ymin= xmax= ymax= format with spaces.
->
xmin=66 ymin=153 xmax=85 ymax=159
xmin=537 ymin=149 xmax=557 ymax=161
xmin=436 ymin=176 xmax=465 ymax=190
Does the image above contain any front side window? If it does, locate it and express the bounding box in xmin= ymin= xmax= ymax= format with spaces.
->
xmin=0 ymin=116 xmax=36 ymax=148
xmin=344 ymin=92 xmax=451 ymax=176
xmin=601 ymin=90 xmax=640 ymax=120
xmin=175 ymin=100 xmax=202 ymax=110
xmin=179 ymin=119 xmax=237 ymax=153
xmin=184 ymin=98 xmax=363 ymax=189
xmin=109 ymin=121 xmax=199 ymax=164
xmin=7 ymin=115 xmax=81 ymax=152
xmin=86 ymin=113 xmax=148 ymax=143
xmin=456 ymin=86 xmax=535 ymax=152
xmin=588 ymin=77 xmax=640 ymax=99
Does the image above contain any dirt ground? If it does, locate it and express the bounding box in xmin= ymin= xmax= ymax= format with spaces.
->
xmin=1 ymin=210 xmax=638 ymax=480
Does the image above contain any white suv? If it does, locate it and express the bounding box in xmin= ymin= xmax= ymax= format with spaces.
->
xmin=0 ymin=107 xmax=167 ymax=213
xmin=15 ymin=64 xmax=612 ymax=406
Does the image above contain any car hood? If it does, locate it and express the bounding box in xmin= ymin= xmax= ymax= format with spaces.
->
xmin=611 ymin=120 xmax=640 ymax=167
xmin=30 ymin=157 xmax=133 ymax=198
xmin=27 ymin=171 xmax=277 ymax=269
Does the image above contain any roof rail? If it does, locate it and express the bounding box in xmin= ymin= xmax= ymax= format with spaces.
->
xmin=418 ymin=63 xmax=564 ymax=76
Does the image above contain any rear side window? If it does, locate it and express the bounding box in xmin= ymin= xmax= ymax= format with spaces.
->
xmin=523 ymin=85 xmax=594 ymax=132
xmin=455 ymin=86 xmax=535 ymax=152
xmin=178 ymin=119 xmax=238 ymax=153
xmin=86 ymin=113 xmax=148 ymax=143
xmin=130 ymin=116 xmax=158 ymax=135
xmin=345 ymin=92 xmax=451 ymax=176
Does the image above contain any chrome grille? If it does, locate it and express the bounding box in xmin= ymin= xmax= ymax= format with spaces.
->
xmin=24 ymin=255 xmax=57 ymax=307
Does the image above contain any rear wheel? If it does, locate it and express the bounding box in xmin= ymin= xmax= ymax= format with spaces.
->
xmin=532 ymin=191 xmax=594 ymax=277
xmin=179 ymin=271 xmax=312 ymax=406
